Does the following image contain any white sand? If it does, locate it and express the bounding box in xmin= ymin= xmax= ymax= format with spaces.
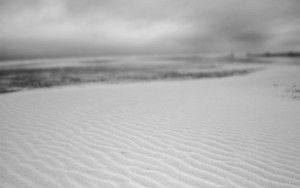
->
xmin=1 ymin=64 xmax=300 ymax=188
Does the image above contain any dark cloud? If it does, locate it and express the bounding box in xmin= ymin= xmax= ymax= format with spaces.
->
xmin=0 ymin=0 xmax=300 ymax=59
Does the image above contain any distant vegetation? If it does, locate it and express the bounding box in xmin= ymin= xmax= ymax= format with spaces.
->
xmin=247 ymin=51 xmax=300 ymax=58
xmin=0 ymin=56 xmax=261 ymax=94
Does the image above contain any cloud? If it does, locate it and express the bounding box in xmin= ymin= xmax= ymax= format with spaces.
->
xmin=0 ymin=0 xmax=300 ymax=59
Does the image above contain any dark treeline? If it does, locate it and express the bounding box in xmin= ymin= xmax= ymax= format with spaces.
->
xmin=247 ymin=51 xmax=300 ymax=58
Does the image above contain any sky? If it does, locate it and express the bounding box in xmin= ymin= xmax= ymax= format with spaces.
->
xmin=0 ymin=0 xmax=300 ymax=59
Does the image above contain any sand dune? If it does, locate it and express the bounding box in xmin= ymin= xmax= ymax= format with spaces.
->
xmin=1 ymin=64 xmax=300 ymax=188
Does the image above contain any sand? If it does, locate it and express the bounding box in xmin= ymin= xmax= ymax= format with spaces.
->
xmin=0 ymin=63 xmax=300 ymax=188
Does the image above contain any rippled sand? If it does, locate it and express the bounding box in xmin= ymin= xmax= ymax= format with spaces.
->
xmin=0 ymin=62 xmax=300 ymax=188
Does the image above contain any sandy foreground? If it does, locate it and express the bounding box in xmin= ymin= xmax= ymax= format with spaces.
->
xmin=0 ymin=63 xmax=300 ymax=188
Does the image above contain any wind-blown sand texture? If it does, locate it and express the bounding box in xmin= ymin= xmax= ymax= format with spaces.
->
xmin=1 ymin=63 xmax=300 ymax=188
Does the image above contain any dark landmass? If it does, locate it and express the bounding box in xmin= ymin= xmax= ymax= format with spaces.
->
xmin=248 ymin=51 xmax=300 ymax=58
xmin=0 ymin=56 xmax=261 ymax=94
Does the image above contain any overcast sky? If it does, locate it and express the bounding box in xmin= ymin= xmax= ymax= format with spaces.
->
xmin=0 ymin=0 xmax=300 ymax=59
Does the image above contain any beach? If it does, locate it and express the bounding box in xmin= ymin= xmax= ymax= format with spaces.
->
xmin=0 ymin=60 xmax=300 ymax=188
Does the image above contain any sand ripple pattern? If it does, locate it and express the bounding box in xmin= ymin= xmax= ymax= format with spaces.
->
xmin=1 ymin=71 xmax=300 ymax=188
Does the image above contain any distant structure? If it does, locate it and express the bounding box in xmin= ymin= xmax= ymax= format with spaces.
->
xmin=229 ymin=52 xmax=235 ymax=59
